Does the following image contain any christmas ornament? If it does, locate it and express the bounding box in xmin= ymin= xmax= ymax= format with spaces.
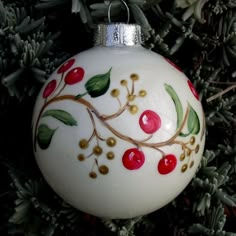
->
xmin=32 ymin=7 xmax=205 ymax=219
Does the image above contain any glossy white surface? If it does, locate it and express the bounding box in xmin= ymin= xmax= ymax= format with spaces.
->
xmin=32 ymin=45 xmax=205 ymax=219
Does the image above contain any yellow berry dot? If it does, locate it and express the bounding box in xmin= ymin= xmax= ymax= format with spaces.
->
xmin=180 ymin=153 xmax=185 ymax=161
xmin=111 ymin=89 xmax=120 ymax=97
xmin=190 ymin=136 xmax=195 ymax=145
xmin=106 ymin=137 xmax=116 ymax=147
xmin=190 ymin=161 xmax=194 ymax=168
xmin=107 ymin=152 xmax=115 ymax=160
xmin=130 ymin=73 xmax=139 ymax=81
xmin=181 ymin=164 xmax=188 ymax=173
xmin=139 ymin=90 xmax=147 ymax=97
xmin=93 ymin=146 xmax=103 ymax=156
xmin=99 ymin=165 xmax=109 ymax=175
xmin=186 ymin=149 xmax=191 ymax=156
xmin=129 ymin=105 xmax=138 ymax=114
xmin=79 ymin=139 xmax=89 ymax=149
xmin=77 ymin=154 xmax=85 ymax=161
xmin=89 ymin=172 xmax=97 ymax=178
xmin=195 ymin=144 xmax=200 ymax=153
xmin=127 ymin=94 xmax=135 ymax=101
xmin=120 ymin=80 xmax=127 ymax=86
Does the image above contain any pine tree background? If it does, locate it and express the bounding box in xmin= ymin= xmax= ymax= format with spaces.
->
xmin=1 ymin=0 xmax=236 ymax=235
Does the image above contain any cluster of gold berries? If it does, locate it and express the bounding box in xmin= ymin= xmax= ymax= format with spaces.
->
xmin=110 ymin=73 xmax=147 ymax=115
xmin=89 ymin=165 xmax=109 ymax=179
xmin=179 ymin=136 xmax=200 ymax=172
xmin=77 ymin=137 xmax=117 ymax=178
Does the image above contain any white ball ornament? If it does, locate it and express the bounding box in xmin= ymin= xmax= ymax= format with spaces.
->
xmin=32 ymin=23 xmax=205 ymax=219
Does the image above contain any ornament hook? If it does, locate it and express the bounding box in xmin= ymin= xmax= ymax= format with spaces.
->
xmin=108 ymin=0 xmax=130 ymax=24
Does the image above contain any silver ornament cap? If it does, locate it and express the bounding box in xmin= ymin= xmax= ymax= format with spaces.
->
xmin=95 ymin=23 xmax=142 ymax=46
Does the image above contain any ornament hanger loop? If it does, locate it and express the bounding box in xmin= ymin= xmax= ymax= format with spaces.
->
xmin=108 ymin=0 xmax=130 ymax=24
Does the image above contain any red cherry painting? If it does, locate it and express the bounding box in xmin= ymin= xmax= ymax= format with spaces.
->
xmin=57 ymin=58 xmax=75 ymax=74
xmin=187 ymin=80 xmax=199 ymax=100
xmin=158 ymin=154 xmax=177 ymax=175
xmin=64 ymin=67 xmax=85 ymax=85
xmin=122 ymin=148 xmax=145 ymax=170
xmin=42 ymin=79 xmax=57 ymax=98
xmin=164 ymin=57 xmax=182 ymax=72
xmin=139 ymin=110 xmax=161 ymax=134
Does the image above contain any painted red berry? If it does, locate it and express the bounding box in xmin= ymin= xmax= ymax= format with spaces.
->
xmin=164 ymin=57 xmax=182 ymax=72
xmin=42 ymin=79 xmax=57 ymax=98
xmin=57 ymin=58 xmax=75 ymax=74
xmin=187 ymin=80 xmax=199 ymax=100
xmin=122 ymin=148 xmax=145 ymax=170
xmin=64 ymin=67 xmax=85 ymax=85
xmin=139 ymin=110 xmax=161 ymax=134
xmin=158 ymin=154 xmax=177 ymax=175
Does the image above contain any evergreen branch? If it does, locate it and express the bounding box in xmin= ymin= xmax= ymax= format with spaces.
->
xmin=16 ymin=16 xmax=45 ymax=34
xmin=189 ymin=204 xmax=236 ymax=235
xmin=101 ymin=218 xmax=118 ymax=232
xmin=0 ymin=1 xmax=66 ymax=99
xmin=176 ymin=0 xmax=209 ymax=23
xmin=129 ymin=3 xmax=152 ymax=39
xmin=0 ymin=1 xmax=6 ymax=25
xmin=1 ymin=0 xmax=236 ymax=235
xmin=8 ymin=168 xmax=40 ymax=225
xmin=1 ymin=68 xmax=24 ymax=87
xmin=35 ymin=0 xmax=68 ymax=9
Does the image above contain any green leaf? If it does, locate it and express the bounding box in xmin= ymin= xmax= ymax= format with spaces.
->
xmin=187 ymin=105 xmax=200 ymax=134
xmin=42 ymin=109 xmax=77 ymax=126
xmin=37 ymin=124 xmax=56 ymax=149
xmin=85 ymin=68 xmax=111 ymax=97
xmin=164 ymin=84 xmax=183 ymax=129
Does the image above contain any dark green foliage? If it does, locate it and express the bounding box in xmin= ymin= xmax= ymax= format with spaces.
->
xmin=1 ymin=0 xmax=236 ymax=235
xmin=0 ymin=0 xmax=67 ymax=102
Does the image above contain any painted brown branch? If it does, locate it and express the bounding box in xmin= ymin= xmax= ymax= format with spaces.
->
xmin=54 ymin=83 xmax=66 ymax=97
xmin=34 ymin=94 xmax=190 ymax=153
xmin=51 ymin=72 xmax=64 ymax=98
xmin=101 ymin=78 xmax=136 ymax=120
xmin=98 ymin=105 xmax=190 ymax=149
xmin=87 ymin=108 xmax=106 ymax=142
xmin=101 ymin=101 xmax=129 ymax=120
xmin=87 ymin=109 xmax=96 ymax=142
xmin=131 ymin=79 xmax=135 ymax=94
xmin=174 ymin=140 xmax=195 ymax=152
